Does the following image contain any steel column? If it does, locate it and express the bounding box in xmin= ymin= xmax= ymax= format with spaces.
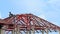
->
xmin=15 ymin=25 xmax=20 ymax=34
xmin=46 ymin=29 xmax=48 ymax=34
xmin=0 ymin=29 xmax=1 ymax=34
xmin=0 ymin=29 xmax=5 ymax=34
xmin=31 ymin=26 xmax=35 ymax=34
xmin=26 ymin=31 xmax=30 ymax=34
xmin=42 ymin=30 xmax=44 ymax=34
xmin=12 ymin=30 xmax=15 ymax=34
xmin=59 ymin=30 xmax=60 ymax=34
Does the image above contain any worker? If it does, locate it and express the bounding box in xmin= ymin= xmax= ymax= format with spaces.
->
xmin=9 ymin=12 xmax=14 ymax=17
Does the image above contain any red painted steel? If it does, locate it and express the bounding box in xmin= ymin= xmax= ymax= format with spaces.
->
xmin=0 ymin=14 xmax=60 ymax=32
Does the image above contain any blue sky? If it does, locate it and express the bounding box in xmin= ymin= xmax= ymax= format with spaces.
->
xmin=0 ymin=0 xmax=60 ymax=34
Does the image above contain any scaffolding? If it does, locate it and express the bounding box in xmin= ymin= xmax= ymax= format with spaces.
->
xmin=0 ymin=13 xmax=60 ymax=34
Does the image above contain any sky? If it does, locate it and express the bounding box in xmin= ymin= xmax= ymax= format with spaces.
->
xmin=0 ymin=0 xmax=60 ymax=34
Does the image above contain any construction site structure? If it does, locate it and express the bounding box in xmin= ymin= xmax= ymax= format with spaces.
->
xmin=0 ymin=12 xmax=60 ymax=34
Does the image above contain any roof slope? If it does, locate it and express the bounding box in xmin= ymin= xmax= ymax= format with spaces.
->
xmin=0 ymin=14 xmax=60 ymax=31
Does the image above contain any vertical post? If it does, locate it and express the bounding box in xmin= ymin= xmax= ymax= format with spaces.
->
xmin=31 ymin=26 xmax=35 ymax=34
xmin=15 ymin=27 xmax=17 ymax=34
xmin=0 ymin=29 xmax=5 ymax=34
xmin=46 ymin=29 xmax=48 ymax=34
xmin=31 ymin=19 xmax=36 ymax=34
xmin=26 ymin=30 xmax=30 ymax=34
xmin=0 ymin=29 xmax=1 ymax=34
xmin=29 ymin=30 xmax=31 ymax=34
xmin=59 ymin=30 xmax=60 ymax=34
xmin=26 ymin=30 xmax=32 ymax=34
xmin=26 ymin=31 xmax=28 ymax=34
xmin=16 ymin=25 xmax=20 ymax=34
xmin=42 ymin=30 xmax=44 ymax=34
xmin=12 ymin=30 xmax=15 ymax=34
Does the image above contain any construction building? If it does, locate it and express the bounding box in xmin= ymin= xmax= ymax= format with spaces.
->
xmin=0 ymin=13 xmax=60 ymax=34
